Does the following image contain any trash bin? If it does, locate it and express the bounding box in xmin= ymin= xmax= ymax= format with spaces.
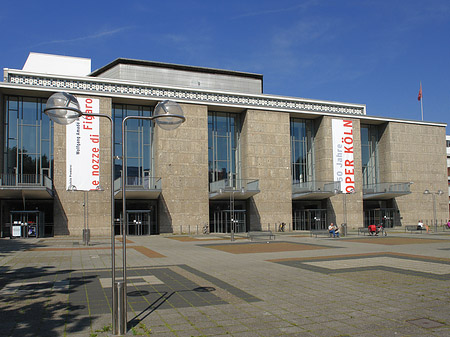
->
xmin=340 ymin=223 xmax=347 ymax=237
xmin=82 ymin=229 xmax=90 ymax=245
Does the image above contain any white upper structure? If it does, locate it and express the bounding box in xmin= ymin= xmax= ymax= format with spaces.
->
xmin=22 ymin=52 xmax=91 ymax=76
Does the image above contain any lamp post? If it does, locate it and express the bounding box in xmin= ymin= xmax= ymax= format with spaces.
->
xmin=44 ymin=93 xmax=185 ymax=336
xmin=423 ymin=189 xmax=443 ymax=232
xmin=120 ymin=100 xmax=185 ymax=330
xmin=334 ymin=187 xmax=354 ymax=236
xmin=343 ymin=188 xmax=355 ymax=229
xmin=67 ymin=185 xmax=99 ymax=246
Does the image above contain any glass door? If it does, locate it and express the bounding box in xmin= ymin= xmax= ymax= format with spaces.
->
xmin=293 ymin=209 xmax=327 ymax=230
xmin=10 ymin=211 xmax=40 ymax=237
xmin=126 ymin=211 xmax=151 ymax=235
xmin=211 ymin=209 xmax=246 ymax=233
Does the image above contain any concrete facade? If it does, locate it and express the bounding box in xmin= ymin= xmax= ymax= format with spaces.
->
xmin=241 ymin=109 xmax=292 ymax=230
xmin=155 ymin=103 xmax=209 ymax=234
xmin=0 ymin=54 xmax=448 ymax=238
xmin=53 ymin=96 xmax=113 ymax=236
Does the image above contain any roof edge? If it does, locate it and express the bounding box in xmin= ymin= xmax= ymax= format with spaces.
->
xmin=90 ymin=58 xmax=264 ymax=80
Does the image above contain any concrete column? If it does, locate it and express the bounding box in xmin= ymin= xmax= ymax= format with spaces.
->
xmin=53 ymin=96 xmax=112 ymax=236
xmin=154 ymin=103 xmax=209 ymax=234
xmin=241 ymin=109 xmax=292 ymax=231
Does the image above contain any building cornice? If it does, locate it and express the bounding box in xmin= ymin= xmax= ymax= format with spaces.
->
xmin=3 ymin=69 xmax=366 ymax=116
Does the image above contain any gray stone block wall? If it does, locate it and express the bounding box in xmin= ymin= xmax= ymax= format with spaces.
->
xmin=241 ymin=109 xmax=292 ymax=230
xmin=53 ymin=96 xmax=112 ymax=236
xmin=154 ymin=103 xmax=209 ymax=234
xmin=379 ymin=122 xmax=448 ymax=226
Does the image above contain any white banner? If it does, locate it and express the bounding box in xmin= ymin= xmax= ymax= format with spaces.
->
xmin=66 ymin=98 xmax=100 ymax=191
xmin=332 ymin=119 xmax=355 ymax=193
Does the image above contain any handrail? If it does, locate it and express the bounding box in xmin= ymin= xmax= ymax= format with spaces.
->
xmin=0 ymin=173 xmax=51 ymax=187
xmin=292 ymin=180 xmax=341 ymax=193
xmin=209 ymin=178 xmax=259 ymax=193
xmin=114 ymin=176 xmax=161 ymax=191
xmin=363 ymin=182 xmax=411 ymax=194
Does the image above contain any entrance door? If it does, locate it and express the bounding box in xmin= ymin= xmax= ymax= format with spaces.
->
xmin=10 ymin=211 xmax=41 ymax=237
xmin=126 ymin=211 xmax=152 ymax=235
xmin=293 ymin=209 xmax=327 ymax=230
xmin=364 ymin=208 xmax=395 ymax=228
xmin=212 ymin=210 xmax=246 ymax=233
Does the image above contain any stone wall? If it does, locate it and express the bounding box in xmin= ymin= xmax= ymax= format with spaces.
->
xmin=378 ymin=122 xmax=448 ymax=226
xmin=154 ymin=103 xmax=209 ymax=233
xmin=53 ymin=96 xmax=112 ymax=236
xmin=241 ymin=109 xmax=292 ymax=230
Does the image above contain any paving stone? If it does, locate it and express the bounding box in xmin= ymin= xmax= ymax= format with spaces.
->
xmin=1 ymin=233 xmax=450 ymax=336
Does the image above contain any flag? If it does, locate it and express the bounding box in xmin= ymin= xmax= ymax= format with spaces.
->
xmin=418 ymin=82 xmax=422 ymax=101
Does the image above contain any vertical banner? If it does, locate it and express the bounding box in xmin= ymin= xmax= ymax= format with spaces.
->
xmin=332 ymin=119 xmax=355 ymax=193
xmin=66 ymin=97 xmax=100 ymax=190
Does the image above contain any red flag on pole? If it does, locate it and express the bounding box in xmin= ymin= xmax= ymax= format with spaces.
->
xmin=418 ymin=82 xmax=422 ymax=101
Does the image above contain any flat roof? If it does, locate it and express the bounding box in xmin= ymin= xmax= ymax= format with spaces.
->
xmin=90 ymin=58 xmax=263 ymax=80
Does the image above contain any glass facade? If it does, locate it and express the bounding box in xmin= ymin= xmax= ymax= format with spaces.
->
xmin=113 ymin=104 xmax=153 ymax=182
xmin=208 ymin=112 xmax=240 ymax=185
xmin=4 ymin=96 xmax=53 ymax=182
xmin=290 ymin=118 xmax=314 ymax=183
xmin=360 ymin=124 xmax=379 ymax=186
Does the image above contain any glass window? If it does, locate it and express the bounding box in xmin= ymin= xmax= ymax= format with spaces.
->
xmin=3 ymin=96 xmax=52 ymax=179
xmin=208 ymin=112 xmax=240 ymax=186
xmin=113 ymin=104 xmax=154 ymax=181
xmin=360 ymin=124 xmax=379 ymax=186
xmin=290 ymin=118 xmax=315 ymax=183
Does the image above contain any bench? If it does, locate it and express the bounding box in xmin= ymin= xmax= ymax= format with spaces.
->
xmin=247 ymin=231 xmax=275 ymax=241
xmin=359 ymin=226 xmax=386 ymax=236
xmin=405 ymin=225 xmax=427 ymax=233
xmin=310 ymin=229 xmax=332 ymax=238
xmin=358 ymin=227 xmax=367 ymax=236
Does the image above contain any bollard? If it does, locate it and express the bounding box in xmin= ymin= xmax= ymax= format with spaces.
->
xmin=114 ymin=281 xmax=126 ymax=335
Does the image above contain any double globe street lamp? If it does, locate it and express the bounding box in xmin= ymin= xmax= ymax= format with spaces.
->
xmin=423 ymin=189 xmax=444 ymax=233
xmin=44 ymin=92 xmax=185 ymax=336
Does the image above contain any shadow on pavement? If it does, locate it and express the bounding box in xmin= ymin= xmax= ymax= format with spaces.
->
xmin=0 ymin=263 xmax=97 ymax=336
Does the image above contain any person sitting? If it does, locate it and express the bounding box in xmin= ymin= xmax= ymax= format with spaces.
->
xmin=334 ymin=224 xmax=340 ymax=238
xmin=417 ymin=220 xmax=429 ymax=233
xmin=368 ymin=224 xmax=378 ymax=236
xmin=417 ymin=220 xmax=424 ymax=230
xmin=447 ymin=221 xmax=450 ymax=229
xmin=328 ymin=223 xmax=336 ymax=237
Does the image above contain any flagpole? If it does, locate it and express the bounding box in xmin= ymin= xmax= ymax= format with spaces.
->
xmin=421 ymin=95 xmax=423 ymax=121
xmin=419 ymin=81 xmax=423 ymax=121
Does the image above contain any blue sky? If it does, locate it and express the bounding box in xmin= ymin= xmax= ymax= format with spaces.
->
xmin=1 ymin=0 xmax=449 ymax=131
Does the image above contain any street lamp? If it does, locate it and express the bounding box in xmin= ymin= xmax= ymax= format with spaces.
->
xmin=423 ymin=189 xmax=443 ymax=232
xmin=334 ymin=187 xmax=354 ymax=236
xmin=44 ymin=93 xmax=185 ymax=336
xmin=44 ymin=92 xmax=118 ymax=330
xmin=120 ymin=100 xmax=185 ymax=331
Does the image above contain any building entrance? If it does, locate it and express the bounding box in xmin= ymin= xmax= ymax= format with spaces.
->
xmin=364 ymin=208 xmax=397 ymax=228
xmin=127 ymin=211 xmax=152 ymax=235
xmin=10 ymin=210 xmax=44 ymax=238
xmin=292 ymin=209 xmax=327 ymax=230
xmin=116 ymin=210 xmax=154 ymax=235
xmin=211 ymin=209 xmax=246 ymax=234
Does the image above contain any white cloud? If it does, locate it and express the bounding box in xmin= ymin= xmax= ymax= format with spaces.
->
xmin=31 ymin=27 xmax=133 ymax=48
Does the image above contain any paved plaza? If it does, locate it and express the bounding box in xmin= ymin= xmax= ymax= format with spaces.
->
xmin=1 ymin=231 xmax=449 ymax=336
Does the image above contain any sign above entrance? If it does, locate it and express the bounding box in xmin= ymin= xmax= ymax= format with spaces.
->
xmin=332 ymin=119 xmax=355 ymax=193
xmin=66 ymin=97 xmax=100 ymax=191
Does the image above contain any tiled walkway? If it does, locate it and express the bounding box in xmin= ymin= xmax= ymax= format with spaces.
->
xmin=1 ymin=231 xmax=449 ymax=336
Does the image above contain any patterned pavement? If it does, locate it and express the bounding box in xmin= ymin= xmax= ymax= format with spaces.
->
xmin=0 ymin=231 xmax=449 ymax=336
